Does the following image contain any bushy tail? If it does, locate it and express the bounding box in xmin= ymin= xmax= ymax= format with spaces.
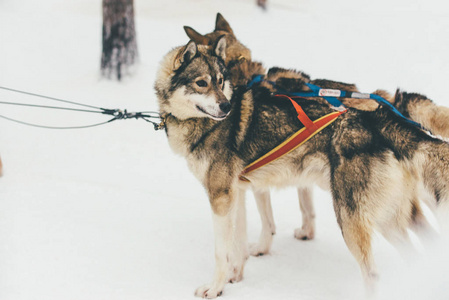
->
xmin=394 ymin=90 xmax=449 ymax=138
xmin=419 ymin=141 xmax=449 ymax=209
xmin=376 ymin=101 xmax=449 ymax=210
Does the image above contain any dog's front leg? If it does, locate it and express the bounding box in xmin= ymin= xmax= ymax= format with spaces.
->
xmin=294 ymin=187 xmax=315 ymax=240
xmin=195 ymin=211 xmax=232 ymax=298
xmin=195 ymin=188 xmax=248 ymax=298
xmin=250 ymin=189 xmax=275 ymax=256
xmin=228 ymin=188 xmax=249 ymax=283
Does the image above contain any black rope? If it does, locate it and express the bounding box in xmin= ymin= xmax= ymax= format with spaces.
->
xmin=0 ymin=86 xmax=164 ymax=130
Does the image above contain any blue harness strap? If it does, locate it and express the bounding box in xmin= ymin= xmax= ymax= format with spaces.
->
xmin=303 ymin=83 xmax=344 ymax=109
xmin=247 ymin=74 xmax=264 ymax=88
xmin=336 ymin=89 xmax=423 ymax=129
xmin=246 ymin=75 xmax=424 ymax=129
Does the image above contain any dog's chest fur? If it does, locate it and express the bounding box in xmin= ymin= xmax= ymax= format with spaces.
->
xmin=164 ymin=117 xmax=212 ymax=182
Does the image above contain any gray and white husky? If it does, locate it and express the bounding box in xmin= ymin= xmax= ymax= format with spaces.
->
xmin=154 ymin=38 xmax=449 ymax=298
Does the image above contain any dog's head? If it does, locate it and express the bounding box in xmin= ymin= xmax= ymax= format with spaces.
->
xmin=183 ymin=13 xmax=251 ymax=67
xmin=155 ymin=37 xmax=233 ymax=121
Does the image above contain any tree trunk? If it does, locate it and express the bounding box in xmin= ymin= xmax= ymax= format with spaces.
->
xmin=101 ymin=0 xmax=138 ymax=80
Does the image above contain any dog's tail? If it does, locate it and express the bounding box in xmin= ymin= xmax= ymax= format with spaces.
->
xmin=393 ymin=90 xmax=449 ymax=139
xmin=418 ymin=140 xmax=449 ymax=216
xmin=376 ymin=93 xmax=449 ymax=210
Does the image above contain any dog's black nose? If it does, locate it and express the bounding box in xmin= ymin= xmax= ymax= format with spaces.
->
xmin=219 ymin=102 xmax=231 ymax=114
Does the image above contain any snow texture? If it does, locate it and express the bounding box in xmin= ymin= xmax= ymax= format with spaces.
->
xmin=0 ymin=0 xmax=448 ymax=299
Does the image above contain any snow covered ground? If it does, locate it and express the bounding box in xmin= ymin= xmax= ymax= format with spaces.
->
xmin=0 ymin=0 xmax=449 ymax=299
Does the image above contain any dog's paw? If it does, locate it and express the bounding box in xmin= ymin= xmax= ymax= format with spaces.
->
xmin=195 ymin=284 xmax=223 ymax=299
xmin=249 ymin=242 xmax=270 ymax=256
xmin=270 ymin=224 xmax=276 ymax=235
xmin=228 ymin=264 xmax=244 ymax=283
xmin=294 ymin=227 xmax=315 ymax=241
xmin=228 ymin=272 xmax=243 ymax=283
xmin=227 ymin=250 xmax=248 ymax=283
xmin=364 ymin=271 xmax=380 ymax=297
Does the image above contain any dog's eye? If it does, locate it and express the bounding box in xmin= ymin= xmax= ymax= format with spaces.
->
xmin=196 ymin=80 xmax=208 ymax=88
xmin=218 ymin=78 xmax=223 ymax=85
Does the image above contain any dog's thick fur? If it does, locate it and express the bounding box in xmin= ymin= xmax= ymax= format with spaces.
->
xmin=155 ymin=38 xmax=449 ymax=297
xmin=184 ymin=13 xmax=446 ymax=256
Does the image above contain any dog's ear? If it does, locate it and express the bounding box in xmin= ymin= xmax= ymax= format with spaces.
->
xmin=215 ymin=13 xmax=233 ymax=33
xmin=214 ymin=35 xmax=227 ymax=61
xmin=174 ymin=41 xmax=197 ymax=70
xmin=183 ymin=26 xmax=210 ymax=45
xmin=393 ymin=88 xmax=405 ymax=107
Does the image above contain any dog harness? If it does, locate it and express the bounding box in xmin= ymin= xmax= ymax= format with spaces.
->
xmin=247 ymin=75 xmax=423 ymax=129
xmin=239 ymin=75 xmax=424 ymax=181
xmin=239 ymin=94 xmax=346 ymax=181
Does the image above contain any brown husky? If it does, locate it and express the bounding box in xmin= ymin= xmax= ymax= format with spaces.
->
xmin=184 ymin=13 xmax=445 ymax=256
xmin=155 ymin=38 xmax=449 ymax=297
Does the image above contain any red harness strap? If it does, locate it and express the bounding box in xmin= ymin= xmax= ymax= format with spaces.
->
xmin=239 ymin=95 xmax=346 ymax=181
xmin=275 ymin=94 xmax=319 ymax=132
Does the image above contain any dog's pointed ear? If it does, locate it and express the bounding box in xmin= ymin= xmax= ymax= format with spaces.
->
xmin=214 ymin=35 xmax=226 ymax=61
xmin=174 ymin=41 xmax=197 ymax=70
xmin=215 ymin=13 xmax=233 ymax=33
xmin=393 ymin=88 xmax=404 ymax=106
xmin=183 ymin=26 xmax=210 ymax=45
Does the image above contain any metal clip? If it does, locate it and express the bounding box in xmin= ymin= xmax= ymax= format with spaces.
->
xmin=155 ymin=119 xmax=166 ymax=131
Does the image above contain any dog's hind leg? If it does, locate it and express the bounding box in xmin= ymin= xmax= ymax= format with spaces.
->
xmin=332 ymin=172 xmax=378 ymax=293
xmin=337 ymin=211 xmax=379 ymax=294
xmin=250 ymin=189 xmax=275 ymax=256
xmin=379 ymin=226 xmax=417 ymax=259
xmin=376 ymin=197 xmax=419 ymax=259
xmin=294 ymin=187 xmax=315 ymax=240
xmin=409 ymin=200 xmax=438 ymax=244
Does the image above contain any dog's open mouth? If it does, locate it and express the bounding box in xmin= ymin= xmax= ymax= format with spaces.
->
xmin=196 ymin=105 xmax=228 ymax=120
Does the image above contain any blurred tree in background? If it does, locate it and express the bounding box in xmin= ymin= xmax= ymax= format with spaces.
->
xmin=101 ymin=0 xmax=138 ymax=80
xmin=257 ymin=0 xmax=267 ymax=9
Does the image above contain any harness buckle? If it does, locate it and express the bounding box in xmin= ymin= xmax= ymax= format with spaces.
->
xmin=331 ymin=105 xmax=347 ymax=112
xmin=155 ymin=117 xmax=166 ymax=131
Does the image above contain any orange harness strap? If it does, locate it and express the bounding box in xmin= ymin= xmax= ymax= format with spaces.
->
xmin=275 ymin=95 xmax=319 ymax=132
xmin=239 ymin=95 xmax=346 ymax=181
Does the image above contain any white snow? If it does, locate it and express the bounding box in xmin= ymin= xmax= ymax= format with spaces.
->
xmin=0 ymin=0 xmax=448 ymax=299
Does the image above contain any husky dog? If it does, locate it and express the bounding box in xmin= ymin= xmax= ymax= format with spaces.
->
xmin=184 ymin=13 xmax=446 ymax=255
xmin=155 ymin=38 xmax=448 ymax=297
